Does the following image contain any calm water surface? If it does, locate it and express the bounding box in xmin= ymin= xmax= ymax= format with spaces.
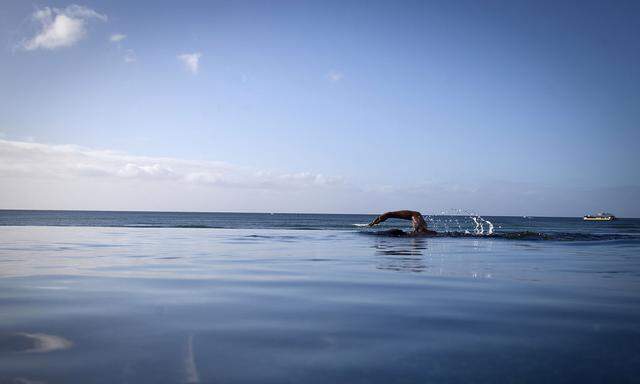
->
xmin=1 ymin=212 xmax=639 ymax=383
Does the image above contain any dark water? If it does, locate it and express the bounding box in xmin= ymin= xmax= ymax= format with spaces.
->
xmin=1 ymin=211 xmax=639 ymax=383
xmin=2 ymin=210 xmax=639 ymax=239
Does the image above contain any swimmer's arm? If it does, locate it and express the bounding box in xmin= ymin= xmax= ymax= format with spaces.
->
xmin=368 ymin=210 xmax=419 ymax=227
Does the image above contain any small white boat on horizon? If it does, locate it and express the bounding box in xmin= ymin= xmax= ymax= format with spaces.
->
xmin=583 ymin=212 xmax=616 ymax=221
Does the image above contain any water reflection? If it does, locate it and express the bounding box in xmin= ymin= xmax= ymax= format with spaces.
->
xmin=2 ymin=227 xmax=639 ymax=383
xmin=373 ymin=237 xmax=427 ymax=273
xmin=0 ymin=332 xmax=72 ymax=353
xmin=369 ymin=236 xmax=498 ymax=279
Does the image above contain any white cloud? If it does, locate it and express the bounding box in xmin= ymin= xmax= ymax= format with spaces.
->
xmin=22 ymin=5 xmax=107 ymax=50
xmin=0 ymin=138 xmax=354 ymax=212
xmin=0 ymin=139 xmax=343 ymax=190
xmin=123 ymin=49 xmax=136 ymax=63
xmin=326 ymin=70 xmax=343 ymax=82
xmin=0 ymin=138 xmax=637 ymax=215
xmin=178 ymin=53 xmax=202 ymax=74
xmin=108 ymin=33 xmax=133 ymax=62
xmin=62 ymin=4 xmax=107 ymax=20
xmin=109 ymin=33 xmax=126 ymax=42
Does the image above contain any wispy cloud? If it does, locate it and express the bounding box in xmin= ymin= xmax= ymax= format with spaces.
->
xmin=109 ymin=33 xmax=126 ymax=42
xmin=326 ymin=70 xmax=343 ymax=82
xmin=177 ymin=53 xmax=202 ymax=74
xmin=108 ymin=33 xmax=134 ymax=63
xmin=0 ymin=139 xmax=343 ymax=190
xmin=1 ymin=138 xmax=636 ymax=215
xmin=123 ymin=49 xmax=136 ymax=63
xmin=21 ymin=5 xmax=107 ymax=51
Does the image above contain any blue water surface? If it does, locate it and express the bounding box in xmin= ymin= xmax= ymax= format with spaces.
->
xmin=0 ymin=211 xmax=639 ymax=383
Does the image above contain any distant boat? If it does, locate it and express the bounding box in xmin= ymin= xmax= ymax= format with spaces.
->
xmin=583 ymin=212 xmax=616 ymax=221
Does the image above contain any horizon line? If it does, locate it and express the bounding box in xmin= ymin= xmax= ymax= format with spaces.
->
xmin=0 ymin=208 xmax=633 ymax=219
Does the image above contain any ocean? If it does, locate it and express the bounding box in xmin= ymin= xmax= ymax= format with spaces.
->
xmin=1 ymin=210 xmax=639 ymax=383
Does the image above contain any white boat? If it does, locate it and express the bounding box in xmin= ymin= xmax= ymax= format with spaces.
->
xmin=583 ymin=212 xmax=616 ymax=221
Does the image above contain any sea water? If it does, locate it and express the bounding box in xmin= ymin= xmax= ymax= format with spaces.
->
xmin=0 ymin=211 xmax=639 ymax=383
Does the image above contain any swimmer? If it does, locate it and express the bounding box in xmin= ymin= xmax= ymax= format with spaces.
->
xmin=368 ymin=210 xmax=437 ymax=236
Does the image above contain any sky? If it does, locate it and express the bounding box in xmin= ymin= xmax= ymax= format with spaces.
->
xmin=0 ymin=0 xmax=638 ymax=216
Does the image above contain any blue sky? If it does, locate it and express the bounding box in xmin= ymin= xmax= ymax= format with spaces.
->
xmin=1 ymin=0 xmax=638 ymax=216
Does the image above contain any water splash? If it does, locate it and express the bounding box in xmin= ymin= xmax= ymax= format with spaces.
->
xmin=486 ymin=219 xmax=494 ymax=235
xmin=425 ymin=209 xmax=494 ymax=235
xmin=471 ymin=216 xmax=483 ymax=234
